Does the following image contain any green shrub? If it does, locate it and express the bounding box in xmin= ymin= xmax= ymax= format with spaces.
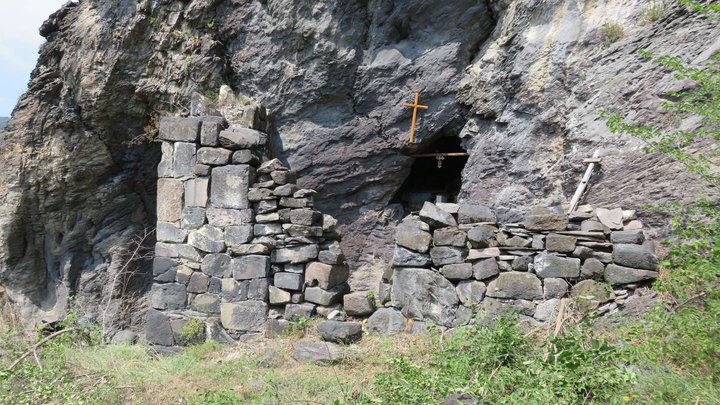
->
xmin=180 ymin=319 xmax=207 ymax=346
xmin=643 ymin=1 xmax=667 ymax=22
xmin=601 ymin=22 xmax=625 ymax=45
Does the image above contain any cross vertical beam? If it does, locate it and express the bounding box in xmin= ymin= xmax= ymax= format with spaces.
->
xmin=402 ymin=92 xmax=428 ymax=144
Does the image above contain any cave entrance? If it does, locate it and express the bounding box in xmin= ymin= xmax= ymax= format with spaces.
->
xmin=395 ymin=135 xmax=469 ymax=212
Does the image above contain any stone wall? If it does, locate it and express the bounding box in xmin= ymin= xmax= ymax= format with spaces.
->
xmin=147 ymin=116 xmax=350 ymax=345
xmin=372 ymin=203 xmax=659 ymax=331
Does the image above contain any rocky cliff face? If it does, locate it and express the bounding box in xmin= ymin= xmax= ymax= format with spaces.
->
xmin=1 ymin=0 xmax=717 ymax=325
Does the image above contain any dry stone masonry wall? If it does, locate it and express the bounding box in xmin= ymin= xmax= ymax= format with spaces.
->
xmin=147 ymin=115 xmax=350 ymax=345
xmin=371 ymin=202 xmax=659 ymax=332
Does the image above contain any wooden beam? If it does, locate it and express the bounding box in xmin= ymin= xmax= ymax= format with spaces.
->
xmin=568 ymin=151 xmax=601 ymax=214
xmin=411 ymin=152 xmax=469 ymax=158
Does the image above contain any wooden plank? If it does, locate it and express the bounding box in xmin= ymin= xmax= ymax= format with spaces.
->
xmin=412 ymin=152 xmax=470 ymax=158
xmin=568 ymin=151 xmax=601 ymax=213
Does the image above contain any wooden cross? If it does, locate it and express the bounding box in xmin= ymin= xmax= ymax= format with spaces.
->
xmin=402 ymin=92 xmax=428 ymax=144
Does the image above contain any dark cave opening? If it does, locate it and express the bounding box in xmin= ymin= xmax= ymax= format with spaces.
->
xmin=394 ymin=135 xmax=469 ymax=212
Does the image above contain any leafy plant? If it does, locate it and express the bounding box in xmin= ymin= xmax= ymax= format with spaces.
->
xmin=207 ymin=19 xmax=216 ymax=30
xmin=180 ymin=319 xmax=206 ymax=345
xmin=601 ymin=22 xmax=625 ymax=45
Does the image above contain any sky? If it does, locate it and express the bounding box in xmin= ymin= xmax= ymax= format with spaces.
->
xmin=0 ymin=1 xmax=68 ymax=117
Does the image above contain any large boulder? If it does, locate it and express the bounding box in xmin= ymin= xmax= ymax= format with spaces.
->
xmin=391 ymin=268 xmax=459 ymax=326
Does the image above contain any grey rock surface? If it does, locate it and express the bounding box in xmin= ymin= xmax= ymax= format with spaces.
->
xmin=293 ymin=341 xmax=344 ymax=364
xmin=391 ymin=267 xmax=459 ymax=326
xmin=316 ymin=321 xmax=363 ymax=344
xmin=366 ymin=308 xmax=406 ymax=335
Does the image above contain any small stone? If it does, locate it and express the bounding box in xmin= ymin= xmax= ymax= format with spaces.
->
xmin=393 ymin=246 xmax=431 ymax=267
xmin=532 ymin=234 xmax=545 ymax=249
xmin=533 ymin=254 xmax=581 ymax=278
xmin=612 ymin=244 xmax=658 ymax=270
xmin=501 ymin=235 xmax=531 ymax=248
xmin=294 ymin=189 xmax=317 ymax=198
xmin=473 ymin=258 xmax=499 ymax=280
xmin=145 ymin=309 xmax=174 ymax=346
xmin=419 ymin=202 xmax=458 ymax=228
xmin=271 ymin=245 xmax=319 ymax=264
xmin=512 ymin=255 xmax=533 ymax=271
xmin=219 ymin=128 xmax=268 ymax=149
xmin=157 ymin=222 xmax=188 ymax=243
xmin=317 ymin=321 xmax=363 ymax=344
xmin=440 ymin=263 xmax=473 ymax=280
xmin=255 ymin=212 xmax=281 ymax=223
xmin=457 ymin=204 xmax=496 ymax=224
xmin=293 ymin=341 xmax=344 ymax=363
xmin=187 ymin=272 xmax=210 ymax=293
xmin=232 ymin=149 xmax=260 ymax=165
xmin=197 ymin=147 xmax=232 ymax=165
xmin=624 ymin=220 xmax=644 ymax=230
xmin=283 ymin=224 xmax=323 ymax=237
xmin=200 ymin=117 xmax=226 ymax=146
xmin=157 ymin=179 xmax=183 ymax=222
xmin=327 ymin=310 xmax=346 ymax=321
xmin=486 ymin=272 xmax=543 ymax=300
xmin=160 ymin=117 xmax=201 ymax=142
xmin=604 ymin=264 xmax=659 ymax=285
xmin=273 ymin=184 xmax=299 ymax=197
xmin=430 ymin=246 xmax=467 ymax=266
xmin=467 ymin=224 xmax=497 ymax=248
xmin=318 ymin=248 xmax=345 ymax=265
xmin=290 ymin=209 xmax=322 ymax=226
xmin=231 ymin=244 xmax=271 ymax=255
xmin=225 ymin=225 xmax=253 ymax=246
xmin=265 ymin=319 xmax=290 ymax=338
xmin=395 ymin=221 xmax=432 ymax=253
xmin=467 ymin=247 xmax=500 ymax=260
xmin=581 ymin=220 xmax=606 ymax=232
xmin=155 ymin=243 xmax=202 ymax=262
xmin=572 ymin=246 xmax=595 ymax=259
xmin=572 ymin=279 xmax=615 ymax=310
xmin=580 ymin=258 xmax=605 ymax=278
xmin=279 ymin=197 xmax=310 ymax=208
xmin=268 ymin=286 xmax=291 ymax=305
xmin=455 ymin=280 xmax=486 ymax=306
xmin=194 ymin=164 xmax=211 ymax=176
xmin=433 ymin=228 xmax=467 ymax=247
xmin=343 ymin=292 xmax=376 ymax=316
xmin=596 ymin=208 xmax=624 ymax=230
xmin=258 ymin=158 xmax=287 ymax=174
xmin=545 ymin=233 xmax=577 ymax=253
xmin=305 ymin=262 xmax=349 ymax=289
xmin=366 ymin=308 xmax=406 ymax=335
xmin=523 ymin=207 xmax=568 ymax=231
xmin=534 ymin=298 xmax=560 ymax=321
xmin=150 ymin=283 xmax=187 ymax=310
xmin=274 ymin=272 xmax=304 ymax=290
xmin=172 ymin=142 xmax=197 ymax=177
xmin=256 ymin=199 xmax=279 ymax=214
xmin=188 ymin=225 xmax=225 ymax=253
xmin=111 ymin=330 xmax=137 ymax=345
xmin=304 ymin=284 xmax=350 ymax=306
xmin=175 ymin=265 xmax=193 ymax=284
xmin=248 ymin=187 xmax=275 ymax=202
xmin=543 ymin=278 xmax=569 ymax=299
xmin=436 ymin=202 xmax=459 ymax=214
xmin=285 ymin=303 xmax=315 ymax=321
xmin=271 ymin=170 xmax=297 ymax=185
xmin=220 ymin=301 xmax=268 ymax=331
xmin=254 ymin=223 xmax=282 ymax=236
xmin=191 ymin=293 xmax=221 ymax=313
xmin=232 ymin=255 xmax=270 ymax=280
xmin=611 ymin=230 xmax=645 ymax=244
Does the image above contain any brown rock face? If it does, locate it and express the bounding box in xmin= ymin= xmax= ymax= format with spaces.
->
xmin=0 ymin=0 xmax=717 ymax=324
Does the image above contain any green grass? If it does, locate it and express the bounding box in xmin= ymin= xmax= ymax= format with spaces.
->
xmin=602 ymin=22 xmax=625 ymax=45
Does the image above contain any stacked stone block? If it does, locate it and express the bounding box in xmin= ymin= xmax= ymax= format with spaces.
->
xmin=148 ymin=116 xmax=349 ymax=345
xmin=373 ymin=203 xmax=658 ymax=331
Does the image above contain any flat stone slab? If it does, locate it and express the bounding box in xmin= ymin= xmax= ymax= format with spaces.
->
xmin=159 ymin=117 xmax=201 ymax=142
xmin=458 ymin=204 xmax=496 ymax=224
xmin=219 ymin=128 xmax=268 ymax=149
xmin=596 ymin=208 xmax=624 ymax=230
xmin=419 ymin=202 xmax=457 ymax=228
xmin=210 ymin=165 xmax=253 ymax=209
xmin=293 ymin=341 xmax=344 ymax=364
